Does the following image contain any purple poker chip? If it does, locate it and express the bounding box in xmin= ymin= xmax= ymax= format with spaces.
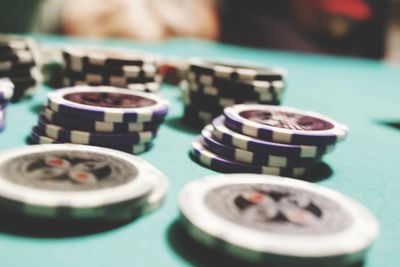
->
xmin=224 ymin=105 xmax=348 ymax=145
xmin=201 ymin=125 xmax=320 ymax=168
xmin=37 ymin=117 xmax=157 ymax=146
xmin=191 ymin=138 xmax=306 ymax=178
xmin=212 ymin=116 xmax=334 ymax=158
xmin=47 ymin=86 xmax=170 ymax=123
xmin=30 ymin=126 xmax=153 ymax=155
xmin=42 ymin=107 xmax=163 ymax=133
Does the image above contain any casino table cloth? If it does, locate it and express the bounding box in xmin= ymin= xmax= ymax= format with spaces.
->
xmin=0 ymin=35 xmax=398 ymax=267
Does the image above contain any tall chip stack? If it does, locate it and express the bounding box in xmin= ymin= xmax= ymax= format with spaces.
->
xmin=0 ymin=35 xmax=42 ymax=101
xmin=61 ymin=47 xmax=161 ymax=94
xmin=190 ymin=104 xmax=348 ymax=178
xmin=29 ymin=86 xmax=170 ymax=154
xmin=180 ymin=59 xmax=286 ymax=128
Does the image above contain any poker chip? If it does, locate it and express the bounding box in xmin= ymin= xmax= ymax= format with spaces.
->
xmin=191 ymin=139 xmax=306 ymax=177
xmin=188 ymin=58 xmax=286 ymax=82
xmin=42 ymin=107 xmax=162 ymax=133
xmin=37 ymin=117 xmax=157 ymax=146
xmin=0 ymin=35 xmax=42 ymax=101
xmin=0 ymin=144 xmax=168 ymax=220
xmin=59 ymin=46 xmax=162 ymax=93
xmin=179 ymin=174 xmax=379 ymax=266
xmin=63 ymin=46 xmax=157 ymax=69
xmin=224 ymin=105 xmax=349 ymax=145
xmin=180 ymin=59 xmax=287 ymax=128
xmin=47 ymin=86 xmax=170 ymax=123
xmin=212 ymin=116 xmax=334 ymax=158
xmin=30 ymin=127 xmax=152 ymax=155
xmin=201 ymin=125 xmax=320 ymax=168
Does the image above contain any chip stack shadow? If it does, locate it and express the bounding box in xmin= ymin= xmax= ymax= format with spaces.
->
xmin=179 ymin=59 xmax=287 ymax=128
xmin=30 ymin=86 xmax=170 ymax=154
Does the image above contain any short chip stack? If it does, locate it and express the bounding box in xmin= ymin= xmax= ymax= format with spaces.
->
xmin=180 ymin=59 xmax=287 ymax=127
xmin=0 ymin=35 xmax=42 ymax=101
xmin=30 ymin=85 xmax=170 ymax=154
xmin=61 ymin=47 xmax=161 ymax=94
xmin=191 ymin=104 xmax=348 ymax=178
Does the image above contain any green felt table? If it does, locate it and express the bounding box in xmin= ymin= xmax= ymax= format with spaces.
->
xmin=0 ymin=35 xmax=398 ymax=267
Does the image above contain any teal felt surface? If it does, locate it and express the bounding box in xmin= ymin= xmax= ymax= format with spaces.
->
xmin=0 ymin=35 xmax=398 ymax=267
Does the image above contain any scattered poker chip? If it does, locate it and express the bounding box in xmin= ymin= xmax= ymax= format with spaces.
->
xmin=201 ymin=125 xmax=320 ymax=168
xmin=224 ymin=105 xmax=349 ymax=145
xmin=47 ymin=86 xmax=170 ymax=123
xmin=42 ymin=107 xmax=162 ymax=133
xmin=212 ymin=116 xmax=334 ymax=158
xmin=191 ymin=139 xmax=306 ymax=177
xmin=0 ymin=61 xmax=35 ymax=72
xmin=179 ymin=174 xmax=379 ymax=266
xmin=30 ymin=127 xmax=152 ymax=155
xmin=189 ymin=58 xmax=286 ymax=82
xmin=0 ymin=144 xmax=169 ymax=220
xmin=62 ymin=46 xmax=158 ymax=69
xmin=37 ymin=117 xmax=157 ymax=146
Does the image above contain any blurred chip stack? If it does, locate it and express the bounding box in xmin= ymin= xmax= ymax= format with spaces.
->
xmin=0 ymin=79 xmax=14 ymax=132
xmin=60 ymin=47 xmax=162 ymax=94
xmin=179 ymin=59 xmax=287 ymax=128
xmin=0 ymin=35 xmax=42 ymax=101
xmin=30 ymin=86 xmax=170 ymax=155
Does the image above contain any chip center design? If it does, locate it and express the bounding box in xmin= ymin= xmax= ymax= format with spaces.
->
xmin=64 ymin=92 xmax=157 ymax=109
xmin=239 ymin=110 xmax=334 ymax=131
xmin=0 ymin=150 xmax=138 ymax=191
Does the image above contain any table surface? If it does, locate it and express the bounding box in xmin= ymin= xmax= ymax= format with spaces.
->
xmin=0 ymin=35 xmax=398 ymax=267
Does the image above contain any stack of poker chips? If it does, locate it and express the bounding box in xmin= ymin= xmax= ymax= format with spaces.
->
xmin=61 ymin=47 xmax=161 ymax=94
xmin=0 ymin=35 xmax=42 ymax=101
xmin=180 ymin=59 xmax=287 ymax=127
xmin=0 ymin=79 xmax=14 ymax=132
xmin=191 ymin=104 xmax=348 ymax=178
xmin=30 ymin=86 xmax=170 ymax=154
xmin=179 ymin=174 xmax=378 ymax=267
xmin=0 ymin=144 xmax=168 ymax=222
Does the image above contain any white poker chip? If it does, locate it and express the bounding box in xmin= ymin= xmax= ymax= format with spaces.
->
xmin=0 ymin=144 xmax=169 ymax=220
xmin=179 ymin=174 xmax=379 ymax=266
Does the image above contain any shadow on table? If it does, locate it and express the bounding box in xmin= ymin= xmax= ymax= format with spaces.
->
xmin=167 ymin=219 xmax=364 ymax=267
xmin=29 ymin=103 xmax=44 ymax=114
xmin=164 ymin=116 xmax=202 ymax=135
xmin=0 ymin=208 xmax=140 ymax=238
xmin=376 ymin=120 xmax=400 ymax=131
xmin=188 ymin=152 xmax=333 ymax=182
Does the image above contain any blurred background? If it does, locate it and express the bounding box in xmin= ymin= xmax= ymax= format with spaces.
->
xmin=0 ymin=0 xmax=399 ymax=63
